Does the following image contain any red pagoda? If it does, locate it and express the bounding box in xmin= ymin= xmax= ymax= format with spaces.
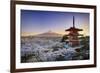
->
xmin=65 ymin=16 xmax=83 ymax=47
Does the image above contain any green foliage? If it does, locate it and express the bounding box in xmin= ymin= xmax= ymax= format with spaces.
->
xmin=72 ymin=36 xmax=90 ymax=60
xmin=61 ymin=35 xmax=68 ymax=42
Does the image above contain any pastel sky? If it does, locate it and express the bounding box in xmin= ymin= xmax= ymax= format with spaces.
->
xmin=21 ymin=10 xmax=90 ymax=36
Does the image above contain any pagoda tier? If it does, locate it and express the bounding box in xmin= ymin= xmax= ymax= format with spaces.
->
xmin=65 ymin=27 xmax=83 ymax=31
xmin=66 ymin=33 xmax=83 ymax=36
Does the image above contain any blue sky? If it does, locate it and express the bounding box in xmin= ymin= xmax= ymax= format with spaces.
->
xmin=21 ymin=10 xmax=89 ymax=36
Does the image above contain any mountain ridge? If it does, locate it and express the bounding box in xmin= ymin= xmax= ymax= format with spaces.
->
xmin=35 ymin=31 xmax=63 ymax=37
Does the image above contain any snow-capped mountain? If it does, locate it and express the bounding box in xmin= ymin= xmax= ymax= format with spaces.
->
xmin=35 ymin=31 xmax=63 ymax=37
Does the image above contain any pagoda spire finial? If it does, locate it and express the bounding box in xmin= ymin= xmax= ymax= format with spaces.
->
xmin=73 ymin=16 xmax=75 ymax=28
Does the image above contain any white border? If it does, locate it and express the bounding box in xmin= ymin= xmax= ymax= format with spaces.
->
xmin=16 ymin=4 xmax=94 ymax=69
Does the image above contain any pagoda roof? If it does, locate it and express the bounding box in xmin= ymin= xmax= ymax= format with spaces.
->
xmin=66 ymin=33 xmax=83 ymax=36
xmin=65 ymin=27 xmax=83 ymax=31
